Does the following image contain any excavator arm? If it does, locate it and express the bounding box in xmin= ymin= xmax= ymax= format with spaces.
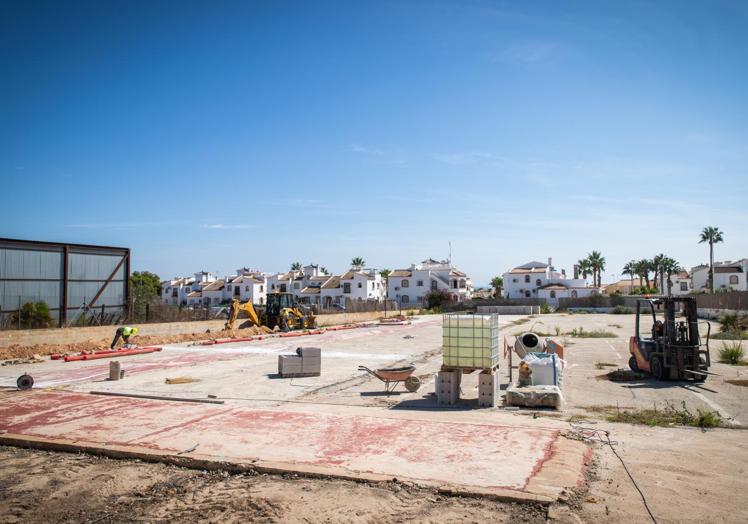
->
xmin=225 ymin=299 xmax=261 ymax=330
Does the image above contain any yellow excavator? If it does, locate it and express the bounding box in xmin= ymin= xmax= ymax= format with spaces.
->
xmin=224 ymin=293 xmax=316 ymax=332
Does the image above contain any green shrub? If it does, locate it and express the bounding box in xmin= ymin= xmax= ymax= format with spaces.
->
xmin=718 ymin=341 xmax=745 ymax=365
xmin=10 ymin=301 xmax=53 ymax=329
xmin=719 ymin=314 xmax=739 ymax=333
xmin=540 ymin=303 xmax=553 ymax=314
xmin=611 ymin=305 xmax=634 ymax=314
xmin=606 ymin=401 xmax=721 ymax=428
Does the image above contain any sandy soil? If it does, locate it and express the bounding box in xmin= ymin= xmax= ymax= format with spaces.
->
xmin=0 ymin=325 xmax=272 ymax=361
xmin=0 ymin=446 xmax=548 ymax=524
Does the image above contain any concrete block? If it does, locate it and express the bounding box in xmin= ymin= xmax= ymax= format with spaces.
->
xmin=278 ymin=355 xmax=303 ymax=375
xmin=301 ymin=356 xmax=321 ymax=375
xmin=296 ymin=347 xmax=321 ymax=358
xmin=505 ymin=384 xmax=563 ymax=409
xmin=477 ymin=370 xmax=498 ymax=408
xmin=436 ymin=370 xmax=461 ymax=405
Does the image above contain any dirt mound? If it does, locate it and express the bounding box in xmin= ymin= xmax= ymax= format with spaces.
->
xmin=0 ymin=325 xmax=273 ymax=361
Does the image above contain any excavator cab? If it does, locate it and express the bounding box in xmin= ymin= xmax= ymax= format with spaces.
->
xmin=629 ymin=297 xmax=711 ymax=381
xmin=265 ymin=293 xmax=316 ymax=331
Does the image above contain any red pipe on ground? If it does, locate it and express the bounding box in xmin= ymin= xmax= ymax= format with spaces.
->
xmin=64 ymin=347 xmax=162 ymax=362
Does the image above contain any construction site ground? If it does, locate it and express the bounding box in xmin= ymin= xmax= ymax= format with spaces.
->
xmin=1 ymin=313 xmax=746 ymax=523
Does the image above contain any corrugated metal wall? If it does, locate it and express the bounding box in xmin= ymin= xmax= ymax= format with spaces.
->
xmin=0 ymin=239 xmax=129 ymax=327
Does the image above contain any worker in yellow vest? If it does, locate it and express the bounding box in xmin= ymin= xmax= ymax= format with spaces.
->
xmin=110 ymin=326 xmax=139 ymax=349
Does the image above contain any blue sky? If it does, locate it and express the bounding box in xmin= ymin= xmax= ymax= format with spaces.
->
xmin=2 ymin=1 xmax=747 ymax=285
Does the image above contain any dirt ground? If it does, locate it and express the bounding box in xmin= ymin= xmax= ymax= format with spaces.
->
xmin=0 ymin=446 xmax=549 ymax=524
xmin=0 ymin=325 xmax=273 ymax=361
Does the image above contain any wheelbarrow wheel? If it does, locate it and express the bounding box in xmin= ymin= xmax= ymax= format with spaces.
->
xmin=404 ymin=376 xmax=421 ymax=392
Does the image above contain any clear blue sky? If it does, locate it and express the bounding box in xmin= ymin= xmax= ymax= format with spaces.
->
xmin=2 ymin=1 xmax=747 ymax=285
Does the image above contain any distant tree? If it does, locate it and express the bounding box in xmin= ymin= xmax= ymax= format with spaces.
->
xmin=586 ymin=251 xmax=606 ymax=287
xmin=652 ymin=253 xmax=668 ymax=292
xmin=633 ymin=259 xmax=653 ymax=288
xmin=622 ymin=260 xmax=636 ymax=290
xmin=351 ymin=257 xmax=365 ymax=269
xmin=130 ymin=271 xmax=161 ymax=320
xmin=11 ymin=301 xmax=53 ymax=329
xmin=577 ymin=258 xmax=592 ymax=282
xmin=379 ymin=269 xmax=391 ymax=299
xmin=699 ymin=226 xmax=724 ymax=293
xmin=320 ymin=267 xmax=329 ymax=275
xmin=490 ymin=276 xmax=504 ymax=297
xmin=661 ymin=257 xmax=681 ymax=296
xmin=291 ymin=262 xmax=302 ymax=271
xmin=425 ymin=288 xmax=451 ymax=310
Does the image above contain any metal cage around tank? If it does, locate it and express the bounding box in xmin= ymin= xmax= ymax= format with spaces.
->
xmin=0 ymin=238 xmax=130 ymax=328
xmin=442 ymin=312 xmax=500 ymax=370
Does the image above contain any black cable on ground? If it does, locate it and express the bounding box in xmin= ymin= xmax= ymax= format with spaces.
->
xmin=604 ymin=432 xmax=657 ymax=524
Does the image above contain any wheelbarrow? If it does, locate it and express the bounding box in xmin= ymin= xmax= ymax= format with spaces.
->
xmin=358 ymin=365 xmax=421 ymax=394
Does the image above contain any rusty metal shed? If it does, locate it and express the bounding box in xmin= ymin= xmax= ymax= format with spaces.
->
xmin=0 ymin=238 xmax=130 ymax=327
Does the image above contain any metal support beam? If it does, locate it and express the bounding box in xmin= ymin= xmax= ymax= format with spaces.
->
xmin=84 ymin=252 xmax=129 ymax=313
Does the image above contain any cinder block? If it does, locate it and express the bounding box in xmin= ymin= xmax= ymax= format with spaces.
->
xmin=278 ymin=355 xmax=303 ymax=375
xmin=297 ymin=347 xmax=321 ymax=358
xmin=435 ymin=371 xmax=462 ymax=405
xmin=301 ymin=357 xmax=321 ymax=375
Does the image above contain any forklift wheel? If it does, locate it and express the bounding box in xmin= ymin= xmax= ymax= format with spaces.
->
xmin=650 ymin=357 xmax=665 ymax=381
xmin=628 ymin=356 xmax=639 ymax=372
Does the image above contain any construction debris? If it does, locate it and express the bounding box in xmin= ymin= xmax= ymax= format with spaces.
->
xmin=165 ymin=377 xmax=202 ymax=384
xmin=1 ymin=354 xmax=45 ymax=366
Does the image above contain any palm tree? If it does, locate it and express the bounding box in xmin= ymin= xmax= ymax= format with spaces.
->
xmin=699 ymin=226 xmax=724 ymax=293
xmin=320 ymin=267 xmax=329 ymax=275
xmin=379 ymin=269 xmax=391 ymax=300
xmin=633 ymin=259 xmax=652 ymax=288
xmin=577 ymin=258 xmax=592 ymax=282
xmin=622 ymin=260 xmax=636 ymax=292
xmin=652 ymin=253 xmax=668 ymax=292
xmin=587 ymin=251 xmax=606 ymax=287
xmin=351 ymin=257 xmax=365 ymax=269
xmin=290 ymin=262 xmax=302 ymax=272
xmin=662 ymin=257 xmax=681 ymax=296
xmin=490 ymin=276 xmax=503 ymax=298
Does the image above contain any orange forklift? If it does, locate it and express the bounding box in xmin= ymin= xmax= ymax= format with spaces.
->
xmin=629 ymin=297 xmax=712 ymax=382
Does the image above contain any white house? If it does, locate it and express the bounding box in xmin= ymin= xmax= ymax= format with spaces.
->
xmin=225 ymin=272 xmax=267 ymax=305
xmin=268 ymin=271 xmax=295 ymax=294
xmin=692 ymin=260 xmax=747 ymax=292
xmin=201 ymin=279 xmax=226 ymax=306
xmin=161 ymin=271 xmax=216 ymax=306
xmin=666 ymin=271 xmax=692 ymax=296
xmin=503 ymin=259 xmax=598 ymax=305
xmin=388 ymin=258 xmax=473 ymax=307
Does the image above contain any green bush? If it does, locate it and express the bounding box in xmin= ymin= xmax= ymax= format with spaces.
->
xmin=631 ymin=286 xmax=659 ymax=295
xmin=11 ymin=301 xmax=54 ymax=329
xmin=718 ymin=342 xmax=745 ymax=365
xmin=611 ymin=305 xmax=634 ymax=314
xmin=719 ymin=314 xmax=739 ymax=333
xmin=540 ymin=303 xmax=553 ymax=314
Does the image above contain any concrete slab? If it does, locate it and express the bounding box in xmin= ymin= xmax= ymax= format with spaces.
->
xmin=0 ymin=390 xmax=589 ymax=502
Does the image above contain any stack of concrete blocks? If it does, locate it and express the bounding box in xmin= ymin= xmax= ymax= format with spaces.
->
xmin=478 ymin=370 xmax=499 ymax=408
xmin=278 ymin=347 xmax=321 ymax=378
xmin=436 ymin=370 xmax=461 ymax=405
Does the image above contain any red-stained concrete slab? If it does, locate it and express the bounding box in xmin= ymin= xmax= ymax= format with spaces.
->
xmin=0 ymin=390 xmax=588 ymax=501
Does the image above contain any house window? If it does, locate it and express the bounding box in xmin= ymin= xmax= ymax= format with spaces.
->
xmin=402 ymin=279 xmax=409 ymax=288
xmin=513 ymin=278 xmax=518 ymax=283
xmin=294 ymin=282 xmax=300 ymax=289
xmin=172 ymin=289 xmax=178 ymax=298
xmin=550 ymin=291 xmax=556 ymax=298
xmin=417 ymin=296 xmax=423 ymax=303
xmin=280 ymin=284 xmax=287 ymax=292
xmin=459 ymin=279 xmax=466 ymax=289
xmin=245 ymin=286 xmax=249 ymax=291
xmin=524 ymin=291 xmax=530 ymax=297
xmin=431 ymin=280 xmax=437 ymax=290
xmin=260 ymin=285 xmax=263 ymax=292
xmin=451 ymin=279 xmax=457 ymax=289
xmin=536 ymin=279 xmax=541 ymax=286
xmin=259 ymin=297 xmax=264 ymax=305
xmin=729 ymin=275 xmax=739 ymax=285
xmin=271 ymin=284 xmax=276 ymax=290
xmin=234 ymin=287 xmax=240 ymax=296
xmin=344 ymin=283 xmax=351 ymax=293
xmin=358 ymin=282 xmax=362 ymax=288
xmin=417 ymin=280 xmax=424 ymax=287
xmin=524 ymin=275 xmax=530 ymax=283
xmin=571 ymin=290 xmax=578 ymax=298
xmin=401 ymin=295 xmax=410 ymax=304
xmin=680 ymin=282 xmax=688 ymax=291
